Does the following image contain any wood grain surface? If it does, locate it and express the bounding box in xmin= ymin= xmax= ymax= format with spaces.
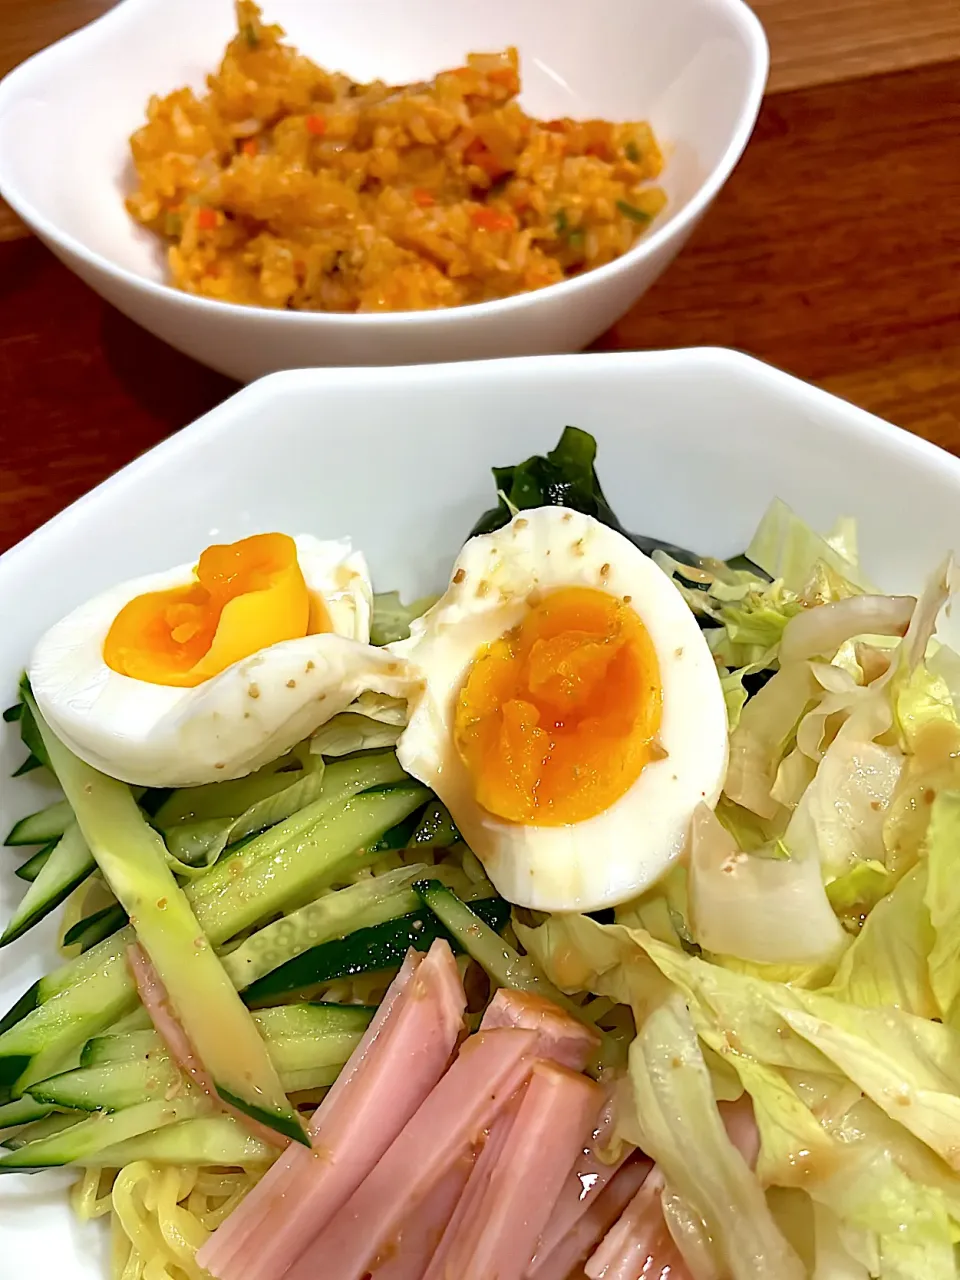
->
xmin=0 ymin=1 xmax=959 ymax=553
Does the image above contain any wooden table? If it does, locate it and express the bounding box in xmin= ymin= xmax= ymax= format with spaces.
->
xmin=1 ymin=1 xmax=959 ymax=555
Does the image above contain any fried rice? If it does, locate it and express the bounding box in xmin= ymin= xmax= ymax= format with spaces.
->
xmin=126 ymin=1 xmax=667 ymax=313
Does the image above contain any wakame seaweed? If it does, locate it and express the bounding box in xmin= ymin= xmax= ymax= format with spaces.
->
xmin=468 ymin=425 xmax=702 ymax=564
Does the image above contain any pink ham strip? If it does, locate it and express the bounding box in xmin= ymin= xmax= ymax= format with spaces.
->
xmin=480 ymin=989 xmax=601 ymax=1071
xmin=199 ymin=940 xmax=465 ymax=1280
xmin=395 ymin=994 xmax=605 ymax=1280
xmin=441 ymin=1061 xmax=604 ymax=1280
xmin=585 ymin=1098 xmax=760 ymax=1280
xmin=198 ymin=948 xmax=424 ymax=1280
xmin=526 ymin=1158 xmax=654 ymax=1280
xmin=584 ymin=1168 xmax=677 ymax=1280
xmin=422 ymin=1091 xmax=525 ymax=1280
xmin=127 ymin=944 xmax=287 ymax=1151
xmin=287 ymin=1026 xmax=542 ymax=1280
xmin=527 ymin=1090 xmax=632 ymax=1271
xmin=367 ymin=1153 xmax=474 ymax=1280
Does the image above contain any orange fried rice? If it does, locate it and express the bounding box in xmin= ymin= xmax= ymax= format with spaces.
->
xmin=126 ymin=2 xmax=667 ymax=313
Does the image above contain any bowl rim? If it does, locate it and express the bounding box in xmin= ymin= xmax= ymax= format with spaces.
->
xmin=3 ymin=347 xmax=959 ymax=578
xmin=0 ymin=0 xmax=769 ymax=328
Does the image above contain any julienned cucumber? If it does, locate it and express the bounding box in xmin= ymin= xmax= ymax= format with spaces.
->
xmin=220 ymin=864 xmax=431 ymax=991
xmin=32 ymin=1003 xmax=375 ymax=1110
xmin=13 ymin=842 xmax=56 ymax=883
xmin=1 ymin=824 xmax=95 ymax=946
xmin=81 ymin=1004 xmax=373 ymax=1068
xmin=0 ymin=1095 xmax=53 ymax=1131
xmin=5 ymin=799 xmax=73 ymax=847
xmin=0 ymin=1097 xmax=205 ymax=1171
xmin=243 ymin=896 xmax=511 ymax=1003
xmin=0 ymin=754 xmax=423 ymax=1103
xmin=2 ymin=1111 xmax=81 ymax=1150
xmin=84 ymin=1116 xmax=276 ymax=1168
xmin=185 ymin=753 xmax=415 ymax=940
xmin=62 ymin=903 xmax=128 ymax=952
xmin=0 ymin=931 xmax=135 ymax=1099
xmin=24 ymin=695 xmax=306 ymax=1148
xmin=413 ymin=880 xmax=581 ymax=1012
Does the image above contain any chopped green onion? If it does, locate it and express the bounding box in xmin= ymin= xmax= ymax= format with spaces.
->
xmin=163 ymin=212 xmax=183 ymax=238
xmin=624 ymin=141 xmax=641 ymax=163
xmin=616 ymin=199 xmax=652 ymax=225
xmin=242 ymin=22 xmax=259 ymax=48
xmin=555 ymin=208 xmax=569 ymax=235
xmin=568 ymin=229 xmax=585 ymax=249
xmin=2 ymin=704 xmax=21 ymax=723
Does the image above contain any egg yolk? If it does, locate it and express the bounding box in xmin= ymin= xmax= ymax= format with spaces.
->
xmin=454 ymin=586 xmax=662 ymax=826
xmin=103 ymin=533 xmax=330 ymax=687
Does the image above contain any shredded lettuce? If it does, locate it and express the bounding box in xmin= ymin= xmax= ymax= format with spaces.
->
xmin=824 ymin=865 xmax=936 ymax=1017
xmin=745 ymin=499 xmax=874 ymax=596
xmin=628 ymin=995 xmax=805 ymax=1279
xmin=369 ymin=591 xmax=438 ymax=645
xmin=924 ymin=792 xmax=960 ymax=1025
xmin=688 ymin=805 xmax=847 ymax=966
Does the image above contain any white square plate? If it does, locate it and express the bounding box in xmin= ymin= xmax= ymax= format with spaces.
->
xmin=2 ymin=348 xmax=960 ymax=1275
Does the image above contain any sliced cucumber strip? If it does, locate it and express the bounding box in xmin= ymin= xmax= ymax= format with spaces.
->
xmin=90 ymin=1115 xmax=275 ymax=1167
xmin=414 ymin=880 xmax=579 ymax=1010
xmin=0 ymin=1097 xmax=205 ymax=1170
xmin=81 ymin=1030 xmax=158 ymax=1068
xmin=5 ymin=799 xmax=73 ymax=847
xmin=26 ymin=694 xmax=306 ymax=1148
xmin=0 ymin=1095 xmax=53 ymax=1131
xmin=30 ymin=1057 xmax=200 ymax=1112
xmin=1 ymin=823 xmax=95 ymax=947
xmin=3 ymin=1111 xmax=82 ymax=1151
xmin=221 ymin=864 xmax=429 ymax=991
xmin=184 ymin=752 xmax=410 ymax=935
xmin=189 ymin=784 xmax=430 ymax=945
xmin=0 ymin=762 xmax=416 ymax=1103
xmin=0 ymin=931 xmax=135 ymax=1100
xmin=13 ymin=841 xmax=57 ymax=883
xmin=243 ymin=896 xmax=510 ymax=1003
xmin=153 ymin=752 xmax=315 ymax=828
xmin=162 ymin=759 xmax=328 ymax=873
xmin=62 ymin=903 xmax=128 ymax=952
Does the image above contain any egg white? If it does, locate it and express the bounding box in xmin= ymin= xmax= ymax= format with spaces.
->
xmin=29 ymin=536 xmax=416 ymax=788
xmin=392 ymin=508 xmax=729 ymax=912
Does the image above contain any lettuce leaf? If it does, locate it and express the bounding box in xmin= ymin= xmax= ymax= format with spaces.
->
xmin=825 ymin=864 xmax=937 ymax=1018
xmin=924 ymin=791 xmax=960 ymax=1025
xmin=745 ymin=499 xmax=873 ymax=596
xmin=369 ymin=591 xmax=439 ymax=645
xmin=688 ymin=805 xmax=847 ymax=967
xmin=628 ymin=994 xmax=805 ymax=1279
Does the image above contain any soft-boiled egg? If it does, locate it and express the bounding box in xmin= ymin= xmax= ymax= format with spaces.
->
xmin=30 ymin=533 xmax=415 ymax=788
xmin=392 ymin=507 xmax=728 ymax=912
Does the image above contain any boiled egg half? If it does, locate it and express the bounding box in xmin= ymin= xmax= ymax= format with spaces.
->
xmin=30 ymin=533 xmax=415 ymax=788
xmin=392 ymin=508 xmax=728 ymax=912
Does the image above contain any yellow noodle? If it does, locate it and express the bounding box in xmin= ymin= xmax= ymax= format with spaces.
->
xmin=73 ymin=1160 xmax=265 ymax=1280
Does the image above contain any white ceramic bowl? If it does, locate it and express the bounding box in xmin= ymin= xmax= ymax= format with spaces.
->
xmin=0 ymin=0 xmax=767 ymax=381
xmin=5 ymin=348 xmax=960 ymax=1275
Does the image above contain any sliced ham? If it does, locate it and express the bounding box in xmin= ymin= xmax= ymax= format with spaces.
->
xmin=198 ymin=941 xmax=465 ymax=1280
xmin=584 ymin=1167 xmax=675 ymax=1280
xmin=422 ymin=1093 xmax=525 ymax=1280
xmin=439 ymin=1061 xmax=603 ymax=1280
xmin=527 ymin=1089 xmax=633 ymax=1271
xmin=526 ymin=1158 xmax=654 ymax=1280
xmin=287 ymin=1027 xmax=541 ymax=1280
xmin=367 ymin=1153 xmax=474 ymax=1280
xmin=480 ymin=989 xmax=601 ymax=1071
